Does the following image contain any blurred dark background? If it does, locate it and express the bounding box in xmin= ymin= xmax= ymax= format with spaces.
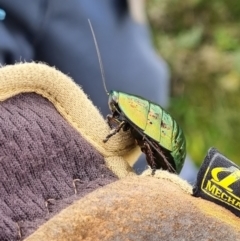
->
xmin=147 ymin=0 xmax=240 ymax=166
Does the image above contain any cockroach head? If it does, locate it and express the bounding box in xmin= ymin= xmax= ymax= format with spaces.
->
xmin=108 ymin=90 xmax=120 ymax=113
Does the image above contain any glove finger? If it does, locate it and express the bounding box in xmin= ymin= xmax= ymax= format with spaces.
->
xmin=25 ymin=176 xmax=240 ymax=241
xmin=0 ymin=63 xmax=139 ymax=240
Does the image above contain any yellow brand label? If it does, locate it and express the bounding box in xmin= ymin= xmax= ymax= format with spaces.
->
xmin=201 ymin=165 xmax=240 ymax=211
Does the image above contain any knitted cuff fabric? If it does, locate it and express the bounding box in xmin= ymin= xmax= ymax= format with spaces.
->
xmin=0 ymin=93 xmax=118 ymax=240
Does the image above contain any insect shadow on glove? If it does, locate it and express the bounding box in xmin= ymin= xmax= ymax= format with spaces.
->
xmin=88 ymin=19 xmax=186 ymax=176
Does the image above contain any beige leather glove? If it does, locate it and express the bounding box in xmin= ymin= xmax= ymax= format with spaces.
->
xmin=0 ymin=63 xmax=239 ymax=241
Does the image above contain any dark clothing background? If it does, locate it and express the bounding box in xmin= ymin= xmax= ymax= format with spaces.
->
xmin=0 ymin=0 xmax=197 ymax=181
xmin=0 ymin=0 xmax=169 ymax=116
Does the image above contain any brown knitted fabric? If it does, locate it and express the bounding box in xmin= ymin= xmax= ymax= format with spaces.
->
xmin=0 ymin=93 xmax=117 ymax=241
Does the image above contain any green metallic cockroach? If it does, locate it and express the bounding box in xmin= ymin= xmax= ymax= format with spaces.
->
xmin=88 ymin=20 xmax=186 ymax=175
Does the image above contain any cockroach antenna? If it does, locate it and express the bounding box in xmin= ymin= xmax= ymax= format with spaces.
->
xmin=88 ymin=19 xmax=109 ymax=95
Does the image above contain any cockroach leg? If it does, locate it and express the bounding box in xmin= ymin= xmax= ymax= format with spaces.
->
xmin=103 ymin=121 xmax=125 ymax=143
